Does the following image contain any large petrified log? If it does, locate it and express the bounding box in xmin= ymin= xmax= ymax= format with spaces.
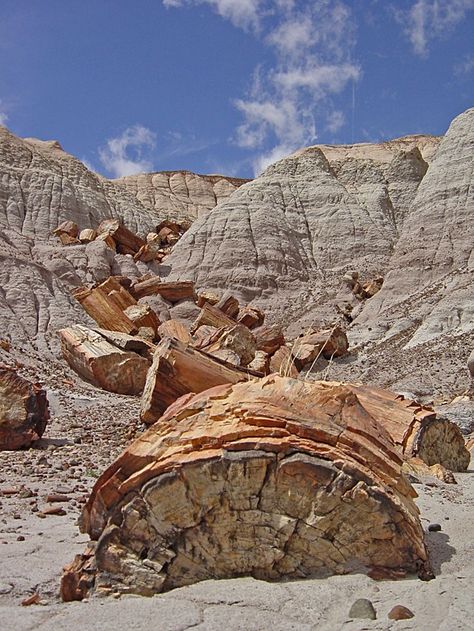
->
xmin=58 ymin=325 xmax=150 ymax=395
xmin=347 ymin=383 xmax=469 ymax=472
xmin=72 ymin=283 xmax=137 ymax=335
xmin=0 ymin=366 xmax=49 ymax=450
xmin=140 ymin=337 xmax=262 ymax=423
xmin=131 ymin=279 xmax=195 ymax=303
xmin=97 ymin=219 xmax=145 ymax=253
xmin=63 ymin=375 xmax=431 ymax=599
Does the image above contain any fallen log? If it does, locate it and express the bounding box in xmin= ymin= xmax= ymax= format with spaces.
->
xmin=216 ymin=294 xmax=240 ymax=319
xmin=59 ymin=325 xmax=150 ymax=395
xmin=199 ymin=324 xmax=256 ymax=366
xmin=292 ymin=326 xmax=348 ymax=369
xmin=190 ymin=302 xmax=236 ymax=333
xmin=123 ymin=304 xmax=160 ymax=336
xmin=72 ymin=284 xmax=137 ymax=335
xmin=348 ymin=384 xmax=470 ymax=472
xmin=0 ymin=366 xmax=49 ymax=450
xmin=254 ymin=324 xmax=285 ymax=355
xmin=157 ymin=320 xmax=192 ymax=344
xmin=237 ymin=305 xmax=265 ymax=329
xmin=132 ymin=279 xmax=195 ymax=303
xmin=65 ymin=375 xmax=431 ymax=599
xmin=96 ymin=219 xmax=145 ymax=253
xmin=140 ymin=337 xmax=261 ymax=423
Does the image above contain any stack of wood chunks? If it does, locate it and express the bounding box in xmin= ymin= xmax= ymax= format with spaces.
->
xmin=52 ymin=218 xmax=189 ymax=263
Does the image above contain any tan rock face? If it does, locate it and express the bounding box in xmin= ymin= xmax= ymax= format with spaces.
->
xmin=68 ymin=375 xmax=430 ymax=598
xmin=0 ymin=367 xmax=49 ymax=450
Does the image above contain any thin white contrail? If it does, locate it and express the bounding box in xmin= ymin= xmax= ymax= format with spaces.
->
xmin=351 ymin=79 xmax=355 ymax=144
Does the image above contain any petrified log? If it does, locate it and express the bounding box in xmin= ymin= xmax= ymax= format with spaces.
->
xmin=67 ymin=375 xmax=431 ymax=599
xmin=123 ymin=304 xmax=160 ymax=336
xmin=58 ymin=325 xmax=150 ymax=395
xmin=132 ymin=278 xmax=195 ymax=303
xmin=157 ymin=320 xmax=192 ymax=344
xmin=0 ymin=366 xmax=49 ymax=450
xmin=248 ymin=350 xmax=270 ymax=374
xmin=254 ymin=324 xmax=285 ymax=355
xmin=348 ymin=384 xmax=470 ymax=472
xmin=99 ymin=277 xmax=137 ymax=311
xmin=216 ymin=294 xmax=240 ymax=319
xmin=53 ymin=221 xmax=80 ymax=245
xmin=72 ymin=283 xmax=137 ymax=335
xmin=79 ymin=228 xmax=97 ymax=243
xmin=94 ymin=329 xmax=155 ymax=361
xmin=190 ymin=302 xmax=236 ymax=333
xmin=140 ymin=337 xmax=261 ymax=423
xmin=292 ymin=326 xmax=349 ymax=369
xmin=199 ymin=324 xmax=256 ymax=366
xmin=133 ymin=243 xmax=160 ymax=263
xmin=95 ymin=232 xmax=116 ymax=249
xmin=237 ymin=305 xmax=265 ymax=329
xmin=269 ymin=345 xmax=299 ymax=378
xmin=97 ymin=219 xmax=145 ymax=253
xmin=196 ymin=290 xmax=220 ymax=308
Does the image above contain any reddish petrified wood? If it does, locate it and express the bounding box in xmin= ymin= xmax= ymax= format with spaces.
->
xmin=0 ymin=366 xmax=49 ymax=450
xmin=65 ymin=375 xmax=431 ymax=599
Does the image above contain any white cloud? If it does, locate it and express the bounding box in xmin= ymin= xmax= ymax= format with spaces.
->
xmin=326 ymin=110 xmax=345 ymax=133
xmin=99 ymin=125 xmax=156 ymax=178
xmin=163 ymin=0 xmax=262 ymax=30
xmin=0 ymin=99 xmax=8 ymax=126
xmin=396 ymin=0 xmax=474 ymax=56
xmin=164 ymin=1 xmax=359 ymax=175
xmin=454 ymin=53 xmax=474 ymax=75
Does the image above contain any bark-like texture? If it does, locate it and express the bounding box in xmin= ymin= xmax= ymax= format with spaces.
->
xmin=0 ymin=366 xmax=49 ymax=449
xmin=65 ymin=375 xmax=431 ymax=599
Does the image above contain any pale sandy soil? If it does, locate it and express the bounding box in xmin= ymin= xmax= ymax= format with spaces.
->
xmin=0 ymin=379 xmax=472 ymax=631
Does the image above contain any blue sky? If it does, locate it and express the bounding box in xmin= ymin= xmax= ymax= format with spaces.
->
xmin=0 ymin=0 xmax=473 ymax=178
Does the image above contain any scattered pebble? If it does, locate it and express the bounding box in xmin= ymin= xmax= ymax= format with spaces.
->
xmin=388 ymin=605 xmax=415 ymax=620
xmin=348 ymin=598 xmax=377 ymax=620
xmin=428 ymin=523 xmax=442 ymax=532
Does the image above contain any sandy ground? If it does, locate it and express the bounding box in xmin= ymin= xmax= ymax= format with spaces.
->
xmin=0 ymin=376 xmax=473 ymax=631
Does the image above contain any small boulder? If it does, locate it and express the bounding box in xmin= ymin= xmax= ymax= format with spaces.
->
xmin=348 ymin=598 xmax=376 ymax=620
xmin=388 ymin=605 xmax=414 ymax=620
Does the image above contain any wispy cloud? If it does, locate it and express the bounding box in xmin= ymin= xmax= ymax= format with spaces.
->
xmin=165 ymin=1 xmax=360 ymax=175
xmin=0 ymin=99 xmax=8 ymax=126
xmin=163 ymin=0 xmax=262 ymax=30
xmin=395 ymin=0 xmax=474 ymax=57
xmin=326 ymin=110 xmax=345 ymax=134
xmin=98 ymin=125 xmax=156 ymax=178
xmin=454 ymin=53 xmax=474 ymax=75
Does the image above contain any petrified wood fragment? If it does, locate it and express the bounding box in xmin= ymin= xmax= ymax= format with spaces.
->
xmin=123 ymin=304 xmax=160 ymax=336
xmin=190 ymin=302 xmax=236 ymax=333
xmin=216 ymin=294 xmax=240 ymax=319
xmin=237 ymin=305 xmax=265 ymax=329
xmin=78 ymin=228 xmax=97 ymax=243
xmin=140 ymin=337 xmax=260 ymax=423
xmin=97 ymin=218 xmax=145 ymax=253
xmin=66 ymin=375 xmax=431 ymax=599
xmin=132 ymin=279 xmax=195 ymax=303
xmin=157 ymin=320 xmax=192 ymax=344
xmin=53 ymin=221 xmax=80 ymax=245
xmin=0 ymin=366 xmax=49 ymax=450
xmin=269 ymin=345 xmax=299 ymax=378
xmin=349 ymin=384 xmax=469 ymax=472
xmin=254 ymin=324 xmax=285 ymax=355
xmin=293 ymin=326 xmax=348 ymax=369
xmin=58 ymin=325 xmax=149 ymax=395
xmin=196 ymin=290 xmax=220 ymax=308
xmin=72 ymin=284 xmax=137 ymax=335
xmin=198 ymin=324 xmax=256 ymax=366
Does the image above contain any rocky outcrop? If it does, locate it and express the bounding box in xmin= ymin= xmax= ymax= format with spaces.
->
xmin=63 ymin=375 xmax=431 ymax=598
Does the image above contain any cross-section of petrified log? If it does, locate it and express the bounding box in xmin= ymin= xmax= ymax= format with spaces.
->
xmin=96 ymin=219 xmax=145 ymax=253
xmin=66 ymin=375 xmax=431 ymax=599
xmin=72 ymin=283 xmax=137 ymax=335
xmin=58 ymin=325 xmax=150 ymax=395
xmin=348 ymin=384 xmax=469 ymax=471
xmin=0 ymin=366 xmax=49 ymax=450
xmin=140 ymin=337 xmax=261 ymax=423
xmin=190 ymin=302 xmax=237 ymax=333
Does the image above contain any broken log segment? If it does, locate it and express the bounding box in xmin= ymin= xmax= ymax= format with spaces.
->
xmin=67 ymin=375 xmax=431 ymax=599
xmin=157 ymin=320 xmax=192 ymax=344
xmin=0 ymin=366 xmax=49 ymax=450
xmin=123 ymin=304 xmax=160 ymax=336
xmin=58 ymin=325 xmax=150 ymax=395
xmin=72 ymin=283 xmax=137 ymax=335
xmin=79 ymin=228 xmax=97 ymax=243
xmin=140 ymin=337 xmax=262 ymax=423
xmin=216 ymin=294 xmax=240 ymax=319
xmin=190 ymin=302 xmax=237 ymax=333
xmin=237 ymin=305 xmax=265 ymax=329
xmin=292 ymin=326 xmax=349 ymax=369
xmin=269 ymin=345 xmax=299 ymax=378
xmin=96 ymin=218 xmax=145 ymax=253
xmin=131 ymin=279 xmax=195 ymax=303
xmin=254 ymin=324 xmax=285 ymax=355
xmin=199 ymin=324 xmax=256 ymax=366
xmin=348 ymin=383 xmax=470 ymax=472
